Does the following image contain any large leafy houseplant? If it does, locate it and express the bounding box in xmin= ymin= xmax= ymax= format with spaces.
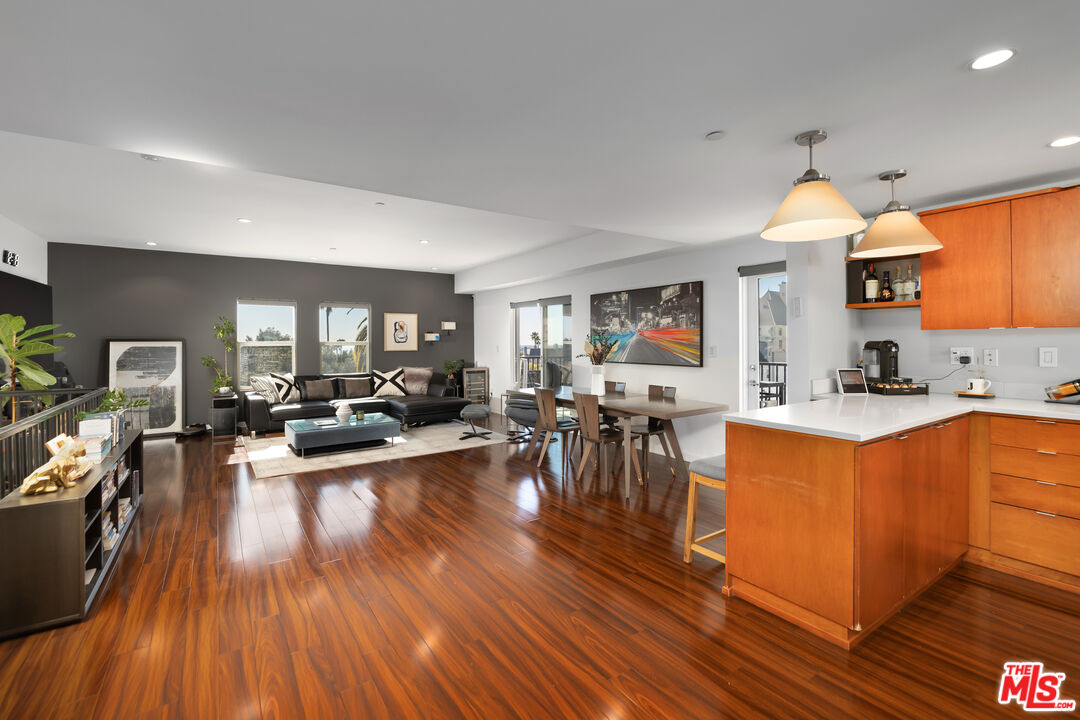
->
xmin=0 ymin=314 xmax=75 ymax=422
xmin=200 ymin=316 xmax=236 ymax=394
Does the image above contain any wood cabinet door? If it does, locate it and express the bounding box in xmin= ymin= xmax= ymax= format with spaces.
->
xmin=1011 ymin=187 xmax=1080 ymax=327
xmin=855 ymin=435 xmax=906 ymax=628
xmin=937 ymin=417 xmax=970 ymax=563
xmin=919 ymin=202 xmax=1012 ymax=329
xmin=902 ymin=425 xmax=940 ymax=594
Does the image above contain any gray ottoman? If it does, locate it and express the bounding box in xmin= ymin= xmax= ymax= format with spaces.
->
xmin=460 ymin=404 xmax=492 ymax=440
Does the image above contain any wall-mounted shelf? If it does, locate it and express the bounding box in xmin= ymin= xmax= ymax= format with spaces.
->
xmin=845 ymin=300 xmax=921 ymax=310
xmin=844 ymin=252 xmax=921 ymax=264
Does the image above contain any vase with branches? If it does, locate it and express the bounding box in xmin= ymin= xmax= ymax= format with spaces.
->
xmin=0 ymin=314 xmax=75 ymax=422
xmin=200 ymin=316 xmax=236 ymax=394
xmin=577 ymin=328 xmax=617 ymax=396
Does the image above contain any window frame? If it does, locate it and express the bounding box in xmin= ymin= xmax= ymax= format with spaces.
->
xmin=236 ymin=298 xmax=297 ymax=389
xmin=318 ymin=301 xmax=372 ymax=376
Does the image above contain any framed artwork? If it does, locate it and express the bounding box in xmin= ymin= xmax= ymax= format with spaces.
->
xmin=589 ymin=281 xmax=703 ymax=367
xmin=107 ymin=339 xmax=185 ymax=436
xmin=383 ymin=312 xmax=418 ymax=352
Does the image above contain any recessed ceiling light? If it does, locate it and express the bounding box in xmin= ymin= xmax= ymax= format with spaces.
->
xmin=419 ymin=239 xmax=430 ymax=245
xmin=430 ymin=267 xmax=439 ymax=271
xmin=309 ymin=256 xmax=318 ymax=260
xmin=236 ymin=217 xmax=253 ymax=223
xmin=145 ymin=241 xmax=157 ymax=246
xmin=970 ymin=48 xmax=1014 ymax=70
xmin=140 ymin=154 xmax=161 ymax=162
xmin=704 ymin=130 xmax=727 ymax=141
xmin=329 ymin=247 xmax=337 ymax=251
xmin=374 ymin=201 xmax=386 ymax=207
xmin=1048 ymin=136 xmax=1080 ymax=148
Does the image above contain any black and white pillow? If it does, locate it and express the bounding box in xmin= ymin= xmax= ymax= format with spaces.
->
xmin=372 ymin=368 xmax=406 ymax=397
xmin=269 ymin=371 xmax=301 ymax=403
xmin=249 ymin=374 xmax=280 ymax=404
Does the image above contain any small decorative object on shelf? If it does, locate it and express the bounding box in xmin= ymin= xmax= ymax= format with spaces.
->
xmin=20 ymin=434 xmax=93 ymax=495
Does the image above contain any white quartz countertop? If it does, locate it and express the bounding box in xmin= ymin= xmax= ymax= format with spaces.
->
xmin=724 ymin=393 xmax=1080 ymax=442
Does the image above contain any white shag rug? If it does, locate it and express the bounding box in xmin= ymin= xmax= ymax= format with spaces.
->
xmin=241 ymin=420 xmax=507 ymax=479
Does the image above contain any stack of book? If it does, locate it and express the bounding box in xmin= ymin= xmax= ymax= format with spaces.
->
xmin=118 ymin=498 xmax=133 ymax=528
xmin=78 ymin=413 xmax=117 ymax=463
xmin=102 ymin=515 xmax=118 ymax=551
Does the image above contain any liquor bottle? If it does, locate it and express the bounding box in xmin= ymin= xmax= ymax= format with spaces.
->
xmin=864 ymin=262 xmax=879 ymax=302
xmin=905 ymin=262 xmax=915 ymax=301
xmin=880 ymin=271 xmax=895 ymax=301
xmin=914 ymin=274 xmax=921 ymax=300
xmin=895 ymin=265 xmax=904 ymax=300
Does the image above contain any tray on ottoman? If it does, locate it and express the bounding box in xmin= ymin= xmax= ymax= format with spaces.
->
xmin=285 ymin=412 xmax=401 ymax=457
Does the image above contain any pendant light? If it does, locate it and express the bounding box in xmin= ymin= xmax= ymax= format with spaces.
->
xmin=849 ymin=170 xmax=943 ymax=258
xmin=761 ymin=130 xmax=867 ymax=242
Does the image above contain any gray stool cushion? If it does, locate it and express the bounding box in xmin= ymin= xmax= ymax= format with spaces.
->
xmin=689 ymin=454 xmax=725 ymax=480
xmin=461 ymin=404 xmax=491 ymax=420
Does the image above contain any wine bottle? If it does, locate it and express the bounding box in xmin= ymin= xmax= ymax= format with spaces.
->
xmin=880 ymin=271 xmax=895 ymax=302
xmin=864 ymin=263 xmax=879 ymax=303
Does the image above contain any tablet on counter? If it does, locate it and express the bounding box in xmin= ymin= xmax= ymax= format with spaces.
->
xmin=836 ymin=368 xmax=869 ymax=395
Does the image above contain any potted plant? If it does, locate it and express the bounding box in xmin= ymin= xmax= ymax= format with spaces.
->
xmin=578 ymin=328 xmax=617 ymax=396
xmin=0 ymin=314 xmax=75 ymax=422
xmin=443 ymin=359 xmax=465 ymax=396
xmin=200 ymin=316 xmax=236 ymax=395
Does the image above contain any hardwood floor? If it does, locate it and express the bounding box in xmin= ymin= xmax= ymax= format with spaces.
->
xmin=1 ymin=418 xmax=1078 ymax=719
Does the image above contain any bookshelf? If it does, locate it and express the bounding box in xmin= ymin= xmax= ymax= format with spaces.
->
xmin=0 ymin=430 xmax=144 ymax=639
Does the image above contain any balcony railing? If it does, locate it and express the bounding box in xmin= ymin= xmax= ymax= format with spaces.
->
xmin=759 ymin=362 xmax=787 ymax=408
xmin=0 ymin=388 xmax=107 ymax=499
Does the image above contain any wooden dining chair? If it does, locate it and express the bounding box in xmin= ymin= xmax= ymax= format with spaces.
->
xmin=638 ymin=384 xmax=677 ymax=482
xmin=604 ymin=380 xmax=626 ymax=393
xmin=573 ymin=392 xmax=642 ymax=485
xmin=527 ymin=388 xmax=580 ymax=476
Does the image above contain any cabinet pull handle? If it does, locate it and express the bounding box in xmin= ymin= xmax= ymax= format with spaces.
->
xmin=1036 ymin=420 xmax=1057 ymax=425
xmin=1036 ymin=450 xmax=1058 ymax=456
xmin=1037 ymin=481 xmax=1057 ymax=486
xmin=1036 ymin=511 xmax=1057 ymax=518
xmin=896 ymin=435 xmax=908 ymax=440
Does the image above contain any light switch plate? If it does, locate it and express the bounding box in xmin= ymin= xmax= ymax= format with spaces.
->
xmin=1039 ymin=347 xmax=1059 ymax=368
xmin=983 ymin=348 xmax=999 ymax=367
xmin=708 ymin=345 xmax=718 ymax=358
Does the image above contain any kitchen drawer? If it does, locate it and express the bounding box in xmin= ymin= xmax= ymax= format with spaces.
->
xmin=990 ymin=502 xmax=1080 ymax=576
xmin=990 ymin=416 xmax=1080 ymax=455
xmin=991 ymin=473 xmax=1080 ymax=520
xmin=989 ymin=444 xmax=1080 ymax=488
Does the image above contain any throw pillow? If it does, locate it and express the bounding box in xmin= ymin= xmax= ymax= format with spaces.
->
xmin=249 ymin=375 xmax=279 ymax=404
xmin=269 ymin=371 xmax=301 ymax=403
xmin=342 ymin=377 xmax=372 ymax=398
xmin=401 ymin=366 xmax=433 ymax=395
xmin=372 ymin=368 xmax=406 ymax=397
xmin=303 ymin=378 xmax=334 ymax=401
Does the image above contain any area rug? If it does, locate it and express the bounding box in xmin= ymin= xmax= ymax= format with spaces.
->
xmin=241 ymin=421 xmax=507 ymax=479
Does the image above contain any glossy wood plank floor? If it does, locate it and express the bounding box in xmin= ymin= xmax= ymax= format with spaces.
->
xmin=1 ymin=418 xmax=1079 ymax=719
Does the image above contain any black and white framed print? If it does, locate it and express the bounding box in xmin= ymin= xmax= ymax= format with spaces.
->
xmin=383 ymin=312 xmax=418 ymax=352
xmin=107 ymin=339 xmax=185 ymax=436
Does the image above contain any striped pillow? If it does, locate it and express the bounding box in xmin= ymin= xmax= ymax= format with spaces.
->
xmin=249 ymin=375 xmax=280 ymax=404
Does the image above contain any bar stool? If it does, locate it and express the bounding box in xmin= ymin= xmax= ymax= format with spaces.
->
xmin=683 ymin=455 xmax=725 ymax=564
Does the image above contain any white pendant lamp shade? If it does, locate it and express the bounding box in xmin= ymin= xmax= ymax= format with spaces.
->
xmin=849 ymin=170 xmax=943 ymax=258
xmin=761 ymin=130 xmax=867 ymax=243
xmin=761 ymin=179 xmax=867 ymax=242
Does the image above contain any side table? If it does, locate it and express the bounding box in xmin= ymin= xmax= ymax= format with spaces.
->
xmin=211 ymin=392 xmax=238 ymax=439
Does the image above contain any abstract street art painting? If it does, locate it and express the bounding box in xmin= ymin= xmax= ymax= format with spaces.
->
xmin=107 ymin=339 xmax=185 ymax=435
xmin=383 ymin=312 xmax=418 ymax=352
xmin=589 ymin=282 xmax=703 ymax=366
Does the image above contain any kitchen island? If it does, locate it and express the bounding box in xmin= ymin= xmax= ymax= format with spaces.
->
xmin=723 ymin=393 xmax=1080 ymax=649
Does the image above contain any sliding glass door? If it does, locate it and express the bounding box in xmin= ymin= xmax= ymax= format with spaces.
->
xmin=513 ymin=297 xmax=572 ymax=389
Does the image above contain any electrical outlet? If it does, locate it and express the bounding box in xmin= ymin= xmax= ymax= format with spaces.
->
xmin=950 ymin=347 xmax=975 ymax=365
xmin=983 ymin=348 xmax=999 ymax=367
xmin=1039 ymin=347 xmax=1059 ymax=368
xmin=708 ymin=345 xmax=718 ymax=358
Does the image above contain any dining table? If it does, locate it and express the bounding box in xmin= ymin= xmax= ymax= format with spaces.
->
xmin=507 ymin=386 xmax=729 ymax=499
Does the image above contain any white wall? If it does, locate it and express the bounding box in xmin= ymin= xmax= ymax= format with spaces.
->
xmin=0 ymin=213 xmax=48 ymax=284
xmin=472 ymin=237 xmax=783 ymax=461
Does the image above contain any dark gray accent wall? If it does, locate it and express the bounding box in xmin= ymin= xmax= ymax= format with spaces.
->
xmin=48 ymin=244 xmax=474 ymax=424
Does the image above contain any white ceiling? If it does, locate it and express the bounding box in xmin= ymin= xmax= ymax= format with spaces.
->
xmin=1 ymin=0 xmax=1079 ymax=277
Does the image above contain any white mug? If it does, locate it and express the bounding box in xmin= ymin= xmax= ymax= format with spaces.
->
xmin=967 ymin=377 xmax=992 ymax=394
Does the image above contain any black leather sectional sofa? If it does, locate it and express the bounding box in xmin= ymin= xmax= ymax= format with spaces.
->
xmin=241 ymin=372 xmax=470 ymax=435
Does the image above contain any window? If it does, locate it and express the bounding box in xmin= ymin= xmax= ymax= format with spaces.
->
xmin=512 ymin=297 xmax=572 ymax=389
xmin=319 ymin=303 xmax=370 ymax=374
xmin=237 ymin=300 xmax=296 ymax=387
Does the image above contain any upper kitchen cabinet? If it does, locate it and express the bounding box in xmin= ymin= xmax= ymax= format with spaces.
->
xmin=1011 ymin=186 xmax=1080 ymax=327
xmin=919 ymin=201 xmax=1013 ymax=330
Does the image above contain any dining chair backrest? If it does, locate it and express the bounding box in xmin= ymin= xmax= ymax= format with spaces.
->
xmin=604 ymin=380 xmax=617 ymax=392
xmin=534 ymin=388 xmax=559 ymax=430
xmin=573 ymin=392 xmax=602 ymax=441
xmin=663 ymin=385 xmax=677 ymax=399
xmin=648 ymin=384 xmax=663 ymax=400
xmin=604 ymin=380 xmax=627 ymax=393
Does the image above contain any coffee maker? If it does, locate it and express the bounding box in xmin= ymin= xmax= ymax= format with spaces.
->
xmin=862 ymin=340 xmax=901 ymax=383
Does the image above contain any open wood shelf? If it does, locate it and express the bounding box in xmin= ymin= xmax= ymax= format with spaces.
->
xmin=845 ymin=300 xmax=921 ymax=310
